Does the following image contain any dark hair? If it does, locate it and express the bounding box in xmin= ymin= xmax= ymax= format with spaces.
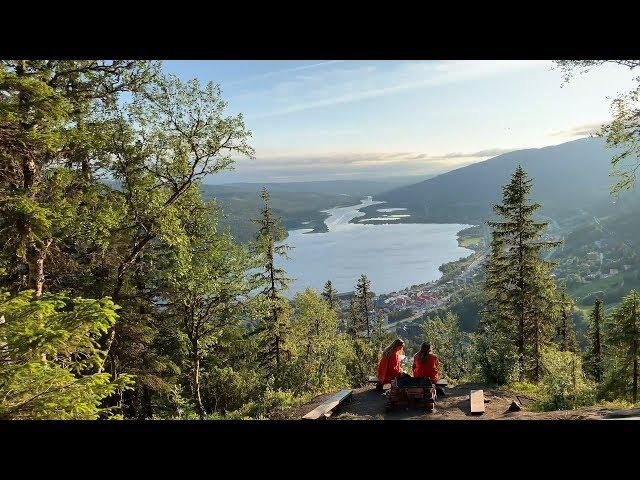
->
xmin=383 ymin=338 xmax=404 ymax=358
xmin=416 ymin=342 xmax=432 ymax=362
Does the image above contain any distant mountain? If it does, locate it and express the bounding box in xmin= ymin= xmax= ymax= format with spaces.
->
xmin=204 ymin=178 xmax=420 ymax=197
xmin=370 ymin=137 xmax=629 ymax=224
xmin=202 ymin=178 xmax=418 ymax=242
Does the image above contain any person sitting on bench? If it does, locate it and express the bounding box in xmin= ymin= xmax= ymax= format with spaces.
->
xmin=412 ymin=342 xmax=439 ymax=385
xmin=377 ymin=338 xmax=406 ymax=391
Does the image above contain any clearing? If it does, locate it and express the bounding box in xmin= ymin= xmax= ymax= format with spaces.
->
xmin=292 ymin=383 xmax=632 ymax=420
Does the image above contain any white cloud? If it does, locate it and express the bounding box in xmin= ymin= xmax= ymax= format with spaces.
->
xmin=548 ymin=122 xmax=605 ymax=138
xmin=217 ymin=145 xmax=519 ymax=182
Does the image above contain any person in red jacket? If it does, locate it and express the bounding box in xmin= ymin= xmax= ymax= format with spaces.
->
xmin=412 ymin=342 xmax=439 ymax=384
xmin=377 ymin=338 xmax=405 ymax=390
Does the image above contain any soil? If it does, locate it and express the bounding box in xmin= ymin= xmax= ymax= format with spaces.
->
xmin=295 ymin=383 xmax=612 ymax=420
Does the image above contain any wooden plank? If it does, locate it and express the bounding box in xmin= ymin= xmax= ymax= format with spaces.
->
xmin=302 ymin=389 xmax=352 ymax=420
xmin=470 ymin=389 xmax=485 ymax=415
xmin=603 ymin=408 xmax=640 ymax=419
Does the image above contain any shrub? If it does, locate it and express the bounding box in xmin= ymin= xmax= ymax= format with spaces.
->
xmin=535 ymin=346 xmax=596 ymax=411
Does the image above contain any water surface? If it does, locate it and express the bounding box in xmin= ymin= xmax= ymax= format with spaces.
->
xmin=280 ymin=197 xmax=473 ymax=295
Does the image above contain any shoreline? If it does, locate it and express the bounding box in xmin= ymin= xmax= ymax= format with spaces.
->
xmin=295 ymin=195 xmax=481 ymax=297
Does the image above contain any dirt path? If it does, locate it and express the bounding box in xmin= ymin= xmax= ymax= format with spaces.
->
xmin=297 ymin=384 xmax=608 ymax=420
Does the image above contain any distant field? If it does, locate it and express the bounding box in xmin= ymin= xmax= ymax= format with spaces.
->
xmin=568 ymin=271 xmax=640 ymax=307
xmin=458 ymin=236 xmax=482 ymax=247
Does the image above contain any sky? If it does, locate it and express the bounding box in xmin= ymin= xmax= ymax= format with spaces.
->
xmin=163 ymin=60 xmax=638 ymax=184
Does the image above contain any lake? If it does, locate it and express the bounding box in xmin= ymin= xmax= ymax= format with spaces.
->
xmin=280 ymin=197 xmax=473 ymax=296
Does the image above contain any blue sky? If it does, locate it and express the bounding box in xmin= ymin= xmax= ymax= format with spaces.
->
xmin=164 ymin=60 xmax=637 ymax=183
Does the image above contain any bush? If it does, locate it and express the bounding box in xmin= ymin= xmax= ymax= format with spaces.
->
xmin=222 ymin=389 xmax=303 ymax=419
xmin=535 ymin=346 xmax=596 ymax=411
xmin=470 ymin=331 xmax=520 ymax=385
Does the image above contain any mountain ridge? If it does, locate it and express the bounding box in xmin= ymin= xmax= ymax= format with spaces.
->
xmin=366 ymin=137 xmax=626 ymax=224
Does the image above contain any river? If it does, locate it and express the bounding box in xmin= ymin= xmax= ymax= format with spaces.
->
xmin=280 ymin=197 xmax=473 ymax=296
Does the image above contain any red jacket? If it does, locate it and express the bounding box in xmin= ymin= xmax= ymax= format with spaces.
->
xmin=377 ymin=350 xmax=403 ymax=385
xmin=412 ymin=353 xmax=439 ymax=383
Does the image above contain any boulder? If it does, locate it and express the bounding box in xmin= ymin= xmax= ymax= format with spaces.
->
xmin=508 ymin=400 xmax=522 ymax=412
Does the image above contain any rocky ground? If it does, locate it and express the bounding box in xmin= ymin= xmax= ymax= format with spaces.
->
xmin=292 ymin=383 xmax=631 ymax=420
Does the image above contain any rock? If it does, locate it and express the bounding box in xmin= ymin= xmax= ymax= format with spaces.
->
xmin=508 ymin=400 xmax=522 ymax=412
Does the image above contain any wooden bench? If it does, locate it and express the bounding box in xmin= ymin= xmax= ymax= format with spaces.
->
xmin=470 ymin=389 xmax=485 ymax=415
xmin=370 ymin=377 xmax=446 ymax=386
xmin=302 ymin=390 xmax=353 ymax=420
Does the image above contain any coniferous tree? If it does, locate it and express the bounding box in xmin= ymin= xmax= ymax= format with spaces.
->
xmin=355 ymin=274 xmax=373 ymax=337
xmin=0 ymin=60 xmax=156 ymax=297
xmin=477 ymin=236 xmax=519 ymax=382
xmin=251 ymin=187 xmax=292 ymax=389
xmin=483 ymin=165 xmax=561 ymax=381
xmin=322 ymin=280 xmax=338 ymax=310
xmin=323 ymin=279 xmax=345 ymax=331
xmin=605 ymin=290 xmax=640 ymax=402
xmin=0 ymin=290 xmax=133 ymax=419
xmin=347 ymin=296 xmax=362 ymax=336
xmin=556 ymin=287 xmax=578 ymax=352
xmin=585 ymin=298 xmax=605 ymax=383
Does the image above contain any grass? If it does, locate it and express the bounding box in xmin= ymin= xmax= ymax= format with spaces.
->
xmin=458 ymin=236 xmax=482 ymax=247
xmin=568 ymin=271 xmax=640 ymax=306
xmin=569 ymin=273 xmax=625 ymax=300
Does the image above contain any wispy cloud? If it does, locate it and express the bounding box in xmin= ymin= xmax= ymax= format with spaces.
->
xmin=548 ymin=122 xmax=605 ymax=138
xmin=224 ymin=61 xmax=344 ymax=87
xmin=214 ymin=145 xmax=519 ymax=182
xmin=247 ymin=60 xmax=550 ymax=119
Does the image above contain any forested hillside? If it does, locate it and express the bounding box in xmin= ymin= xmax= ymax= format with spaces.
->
xmin=0 ymin=60 xmax=394 ymax=419
xmin=2 ymin=59 xmax=640 ymax=420
xmin=204 ymin=179 xmax=412 ymax=242
xmin=368 ymin=137 xmax=620 ymax=223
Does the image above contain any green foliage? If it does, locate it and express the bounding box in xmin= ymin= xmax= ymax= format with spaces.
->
xmin=222 ymin=389 xmax=303 ymax=420
xmin=535 ymin=346 xmax=595 ymax=411
xmin=584 ymin=298 xmax=605 ymax=382
xmin=355 ymin=274 xmax=373 ymax=336
xmin=470 ymin=328 xmax=519 ymax=385
xmin=422 ymin=312 xmax=469 ymax=381
xmin=285 ymin=289 xmax=350 ymax=394
xmin=482 ymin=166 xmax=561 ymax=382
xmin=251 ymin=188 xmax=293 ymax=389
xmin=602 ymin=289 xmax=640 ymax=403
xmin=0 ymin=290 xmax=132 ymax=419
xmin=555 ymin=60 xmax=640 ymax=194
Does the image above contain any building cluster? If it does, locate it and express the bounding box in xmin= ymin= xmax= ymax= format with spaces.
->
xmin=381 ymin=289 xmax=442 ymax=311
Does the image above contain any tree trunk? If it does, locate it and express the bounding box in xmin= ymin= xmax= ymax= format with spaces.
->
xmin=26 ymin=243 xmax=45 ymax=297
xmin=192 ymin=349 xmax=206 ymax=419
xmin=144 ymin=385 xmax=153 ymax=418
xmin=533 ymin=315 xmax=540 ymax=382
xmin=633 ymin=339 xmax=638 ymax=404
xmin=594 ymin=315 xmax=601 ymax=382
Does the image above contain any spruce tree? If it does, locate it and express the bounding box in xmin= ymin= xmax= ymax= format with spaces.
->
xmin=484 ymin=165 xmax=561 ymax=381
xmin=556 ymin=287 xmax=578 ymax=352
xmin=322 ymin=280 xmax=338 ymax=310
xmin=251 ymin=187 xmax=292 ymax=389
xmin=355 ymin=274 xmax=373 ymax=337
xmin=477 ymin=237 xmax=521 ymax=384
xmin=606 ymin=290 xmax=640 ymax=402
xmin=347 ymin=296 xmax=362 ymax=336
xmin=585 ymin=298 xmax=604 ymax=383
